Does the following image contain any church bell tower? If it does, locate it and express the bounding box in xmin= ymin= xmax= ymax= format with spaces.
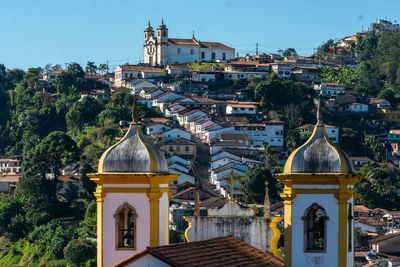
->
xmin=89 ymin=97 xmax=178 ymax=267
xmin=274 ymin=104 xmax=363 ymax=267
xmin=156 ymin=19 xmax=168 ymax=66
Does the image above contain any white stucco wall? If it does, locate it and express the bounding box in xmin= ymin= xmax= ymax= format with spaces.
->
xmin=103 ymin=193 xmax=151 ymax=267
xmin=291 ymin=194 xmax=339 ymax=267
xmin=159 ymin=192 xmax=169 ymax=246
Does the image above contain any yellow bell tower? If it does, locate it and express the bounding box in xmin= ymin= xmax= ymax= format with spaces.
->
xmin=274 ymin=107 xmax=363 ymax=267
xmin=88 ymin=97 xmax=178 ymax=267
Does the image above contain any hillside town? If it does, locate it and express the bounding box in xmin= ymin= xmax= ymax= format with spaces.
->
xmin=2 ymin=16 xmax=400 ymax=267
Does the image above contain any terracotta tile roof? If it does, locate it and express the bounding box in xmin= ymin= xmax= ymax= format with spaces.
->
xmin=190 ymin=97 xmax=221 ymax=103
xmin=369 ymin=98 xmax=387 ymax=105
xmin=200 ymin=41 xmax=234 ymax=50
xmin=165 ymin=138 xmax=194 ymax=146
xmin=184 ymin=109 xmax=203 ymax=116
xmin=201 ymin=196 xmax=228 ymax=209
xmin=233 ymin=123 xmax=267 ymax=127
xmin=203 ymin=124 xmax=220 ymax=130
xmin=350 ymin=156 xmax=372 ymax=162
xmin=355 ymin=205 xmax=373 ymax=213
xmin=168 ymin=38 xmax=198 ymax=46
xmin=0 ymin=175 xmax=21 ymax=183
xmin=228 ymin=103 xmax=257 ymax=108
xmin=167 ymin=64 xmax=189 ymax=70
xmin=58 ymin=175 xmax=81 ymax=182
xmin=368 ymin=233 xmax=400 ymax=244
xmin=119 ymin=65 xmax=165 ymax=73
xmin=141 ymin=118 xmax=171 ymax=123
xmin=212 ymin=141 xmax=247 ymax=147
xmin=220 ymin=134 xmax=250 ymax=141
xmin=47 ymin=70 xmax=65 ymax=74
xmin=322 ymin=82 xmax=345 ymax=86
xmin=292 ymin=66 xmax=319 ymax=70
xmin=112 ymin=236 xmax=283 ymax=267
xmin=390 ymin=130 xmax=400 ymax=134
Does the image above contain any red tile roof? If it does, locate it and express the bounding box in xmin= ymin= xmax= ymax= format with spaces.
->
xmin=111 ymin=236 xmax=283 ymax=267
xmin=165 ymin=138 xmax=195 ymax=145
xmin=167 ymin=38 xmax=234 ymax=50
xmin=220 ymin=134 xmax=250 ymax=141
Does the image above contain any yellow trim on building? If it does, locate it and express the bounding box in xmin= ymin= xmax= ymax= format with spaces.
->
xmin=183 ymin=216 xmax=191 ymax=242
xmin=270 ymin=216 xmax=284 ymax=261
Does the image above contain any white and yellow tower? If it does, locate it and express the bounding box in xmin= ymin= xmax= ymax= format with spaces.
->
xmin=275 ymin=113 xmax=362 ymax=267
xmin=89 ymin=99 xmax=178 ymax=267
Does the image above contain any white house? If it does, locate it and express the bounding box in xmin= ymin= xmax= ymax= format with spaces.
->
xmin=168 ymin=162 xmax=189 ymax=174
xmin=223 ymin=71 xmax=269 ymax=80
xmin=130 ymin=79 xmax=157 ymax=91
xmin=43 ymin=70 xmax=65 ymax=80
xmin=210 ymin=141 xmax=248 ymax=155
xmin=169 ymin=169 xmax=195 ymax=185
xmin=232 ymin=121 xmax=284 ymax=148
xmin=166 ymin=64 xmax=190 ymax=75
xmin=226 ymin=102 xmax=258 ymax=115
xmin=211 ymin=157 xmax=242 ymax=170
xmin=192 ymin=71 xmax=218 ymax=82
xmin=347 ymin=102 xmax=368 ymax=113
xmin=143 ymin=20 xmax=235 ymax=66
xmin=114 ymin=65 xmax=165 ymax=87
xmin=145 ymin=123 xmax=172 ymax=135
xmin=139 ymin=88 xmax=166 ymax=99
xmin=211 ymin=151 xmax=241 ymax=162
xmin=161 ymin=128 xmax=191 ymax=142
xmin=178 ymin=110 xmax=208 ymax=127
xmin=167 ymin=155 xmax=190 ymax=167
xmin=298 ymin=124 xmax=339 ymax=144
xmin=271 ymin=63 xmax=291 ymax=78
xmin=315 ymin=83 xmax=346 ymax=96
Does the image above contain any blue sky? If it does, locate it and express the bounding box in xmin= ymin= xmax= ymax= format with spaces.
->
xmin=1 ymin=0 xmax=400 ymax=70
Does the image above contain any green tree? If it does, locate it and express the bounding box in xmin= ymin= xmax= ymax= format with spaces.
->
xmin=66 ymin=96 xmax=103 ymax=130
xmin=64 ymin=239 xmax=96 ymax=267
xmin=258 ymin=143 xmax=278 ymax=169
xmin=241 ymin=167 xmax=282 ymax=204
xmin=282 ymin=48 xmax=297 ymax=57
xmin=22 ymin=131 xmax=79 ymax=180
xmin=85 ymin=61 xmax=97 ymax=75
xmin=356 ymin=166 xmax=400 ymax=210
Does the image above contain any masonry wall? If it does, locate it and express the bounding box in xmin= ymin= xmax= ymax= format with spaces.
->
xmin=186 ymin=216 xmax=273 ymax=252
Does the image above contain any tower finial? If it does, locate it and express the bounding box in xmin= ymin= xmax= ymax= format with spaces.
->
xmin=317 ymin=92 xmax=323 ymax=126
xmin=148 ymin=20 xmax=151 ymax=27
xmin=192 ymin=30 xmax=195 ymax=39
xmin=132 ymin=93 xmax=138 ymax=124
xmin=162 ymin=18 xmax=164 ymax=24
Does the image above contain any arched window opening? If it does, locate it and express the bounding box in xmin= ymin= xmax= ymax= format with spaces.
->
xmin=302 ymin=203 xmax=328 ymax=252
xmin=115 ymin=203 xmax=137 ymax=250
xmin=162 ymin=31 xmax=166 ymax=37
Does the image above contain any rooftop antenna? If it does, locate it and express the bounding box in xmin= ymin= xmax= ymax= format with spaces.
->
xmin=317 ymin=92 xmax=323 ymax=126
xmin=132 ymin=94 xmax=138 ymax=124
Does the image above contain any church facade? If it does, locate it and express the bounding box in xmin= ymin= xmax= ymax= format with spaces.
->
xmin=143 ymin=20 xmax=235 ymax=66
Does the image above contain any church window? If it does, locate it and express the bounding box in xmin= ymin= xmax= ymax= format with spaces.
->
xmin=115 ymin=203 xmax=137 ymax=250
xmin=177 ymin=48 xmax=181 ymax=54
xmin=222 ymin=53 xmax=226 ymax=60
xmin=211 ymin=52 xmax=216 ymax=60
xmin=191 ymin=49 xmax=194 ymax=55
xmin=303 ymin=203 xmax=328 ymax=252
xmin=201 ymin=52 xmax=205 ymax=59
xmin=163 ymin=31 xmax=166 ymax=37
xmin=125 ymin=73 xmax=128 ymax=78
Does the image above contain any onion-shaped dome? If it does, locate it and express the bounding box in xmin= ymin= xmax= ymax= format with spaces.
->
xmin=158 ymin=19 xmax=167 ymax=30
xmin=98 ymin=97 xmax=168 ymax=173
xmin=145 ymin=20 xmax=154 ymax=32
xmin=283 ymin=123 xmax=353 ymax=174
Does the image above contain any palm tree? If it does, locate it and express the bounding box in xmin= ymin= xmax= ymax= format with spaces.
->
xmin=85 ymin=61 xmax=97 ymax=75
xmin=258 ymin=143 xmax=278 ymax=169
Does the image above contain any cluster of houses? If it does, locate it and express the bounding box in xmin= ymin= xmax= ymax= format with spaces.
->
xmin=354 ymin=205 xmax=400 ymax=266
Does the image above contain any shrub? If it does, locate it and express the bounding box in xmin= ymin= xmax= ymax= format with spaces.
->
xmin=63 ymin=239 xmax=96 ymax=267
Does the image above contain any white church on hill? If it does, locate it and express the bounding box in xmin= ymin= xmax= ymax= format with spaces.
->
xmin=143 ymin=20 xmax=235 ymax=66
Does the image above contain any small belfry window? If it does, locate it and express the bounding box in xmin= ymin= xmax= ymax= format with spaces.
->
xmin=302 ymin=203 xmax=328 ymax=252
xmin=115 ymin=203 xmax=137 ymax=250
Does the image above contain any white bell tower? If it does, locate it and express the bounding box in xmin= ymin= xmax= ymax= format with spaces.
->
xmin=156 ymin=19 xmax=168 ymax=66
